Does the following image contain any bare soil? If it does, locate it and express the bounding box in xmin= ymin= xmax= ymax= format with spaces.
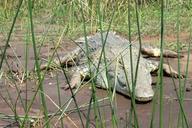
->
xmin=0 ymin=32 xmax=192 ymax=128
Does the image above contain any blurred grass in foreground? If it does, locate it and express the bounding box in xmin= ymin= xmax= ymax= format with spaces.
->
xmin=0 ymin=0 xmax=191 ymax=127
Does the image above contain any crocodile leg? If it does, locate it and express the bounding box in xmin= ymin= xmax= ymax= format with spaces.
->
xmin=141 ymin=46 xmax=184 ymax=58
xmin=65 ymin=66 xmax=90 ymax=90
xmin=64 ymin=71 xmax=81 ymax=90
xmin=65 ymin=64 xmax=112 ymax=90
xmin=148 ymin=60 xmax=184 ymax=78
xmin=40 ymin=47 xmax=82 ymax=70
xmin=162 ymin=63 xmax=184 ymax=78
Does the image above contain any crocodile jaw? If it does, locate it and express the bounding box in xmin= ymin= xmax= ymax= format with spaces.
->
xmin=115 ymin=83 xmax=154 ymax=102
xmin=112 ymin=77 xmax=154 ymax=102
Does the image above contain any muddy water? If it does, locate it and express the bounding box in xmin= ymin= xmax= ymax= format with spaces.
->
xmin=0 ymin=40 xmax=192 ymax=128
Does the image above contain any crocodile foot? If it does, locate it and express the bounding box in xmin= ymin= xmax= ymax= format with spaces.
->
xmin=64 ymin=72 xmax=81 ymax=90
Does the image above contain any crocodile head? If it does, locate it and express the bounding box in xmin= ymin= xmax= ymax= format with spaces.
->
xmin=107 ymin=62 xmax=154 ymax=102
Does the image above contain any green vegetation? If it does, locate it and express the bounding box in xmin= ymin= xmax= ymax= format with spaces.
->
xmin=0 ymin=1 xmax=192 ymax=39
xmin=0 ymin=0 xmax=191 ymax=127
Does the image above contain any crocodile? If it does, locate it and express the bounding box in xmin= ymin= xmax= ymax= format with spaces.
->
xmin=40 ymin=32 xmax=183 ymax=102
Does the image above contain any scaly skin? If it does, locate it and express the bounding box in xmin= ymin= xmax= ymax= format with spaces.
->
xmin=41 ymin=32 xmax=183 ymax=102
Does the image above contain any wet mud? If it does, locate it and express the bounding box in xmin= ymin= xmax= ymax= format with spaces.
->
xmin=0 ymin=36 xmax=192 ymax=128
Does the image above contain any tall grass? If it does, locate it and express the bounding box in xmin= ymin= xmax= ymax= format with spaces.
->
xmin=0 ymin=0 xmax=191 ymax=127
xmin=159 ymin=0 xmax=164 ymax=127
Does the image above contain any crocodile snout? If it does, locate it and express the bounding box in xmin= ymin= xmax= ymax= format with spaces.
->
xmin=135 ymin=85 xmax=154 ymax=102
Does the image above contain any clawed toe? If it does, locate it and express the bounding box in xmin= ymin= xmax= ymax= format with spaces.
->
xmin=64 ymin=85 xmax=70 ymax=90
xmin=179 ymin=74 xmax=185 ymax=79
xmin=173 ymin=73 xmax=185 ymax=79
xmin=64 ymin=84 xmax=77 ymax=90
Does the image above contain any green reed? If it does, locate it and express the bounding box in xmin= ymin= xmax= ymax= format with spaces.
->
xmin=0 ymin=0 xmax=191 ymax=127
